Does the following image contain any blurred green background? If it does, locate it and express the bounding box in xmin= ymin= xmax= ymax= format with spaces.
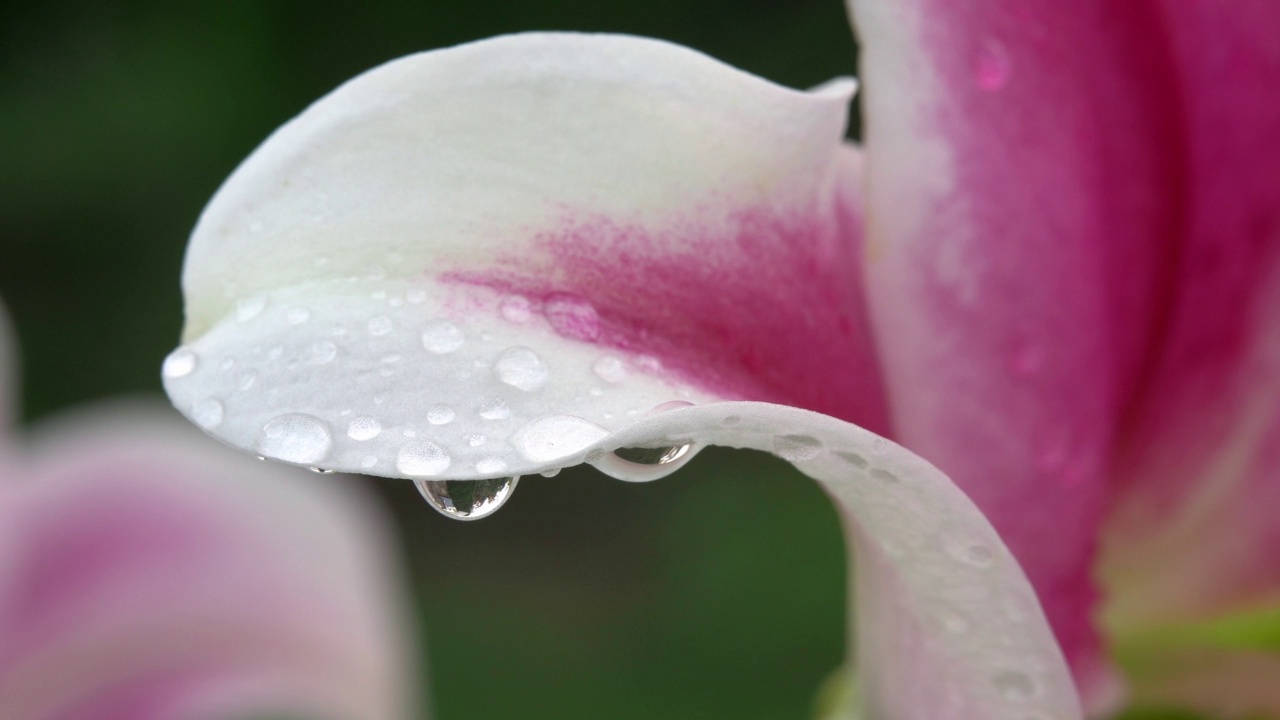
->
xmin=0 ymin=3 xmax=855 ymax=719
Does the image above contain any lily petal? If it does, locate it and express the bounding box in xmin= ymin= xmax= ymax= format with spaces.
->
xmin=1099 ymin=0 xmax=1280 ymax=690
xmin=165 ymin=32 xmax=888 ymax=479
xmin=0 ymin=404 xmax=415 ymax=720
xmin=165 ymin=33 xmax=1082 ymax=719
xmin=847 ymin=0 xmax=1189 ymax=702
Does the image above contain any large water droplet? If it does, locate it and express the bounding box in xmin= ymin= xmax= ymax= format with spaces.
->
xmin=396 ymin=440 xmax=451 ymax=477
xmin=191 ymin=398 xmax=224 ymax=429
xmin=494 ymin=346 xmax=548 ymax=391
xmin=511 ymin=415 xmax=610 ymax=463
xmin=597 ymin=442 xmax=699 ymax=482
xmin=421 ymin=320 xmax=464 ymax=354
xmin=592 ymin=355 xmax=627 ymax=383
xmin=256 ymin=413 xmax=333 ymax=464
xmin=544 ymin=293 xmax=601 ymax=341
xmin=162 ymin=348 xmax=198 ymax=378
xmin=347 ymin=416 xmax=382 ymax=441
xmin=416 ymin=476 xmax=518 ymax=521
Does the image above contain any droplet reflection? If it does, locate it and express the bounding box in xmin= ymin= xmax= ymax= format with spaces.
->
xmin=416 ymin=476 xmax=519 ymax=521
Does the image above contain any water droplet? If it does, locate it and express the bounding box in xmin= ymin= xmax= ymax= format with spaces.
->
xmin=237 ymin=370 xmax=258 ymax=391
xmin=949 ymin=542 xmax=996 ymax=567
xmin=416 ymin=476 xmax=518 ymax=521
xmin=367 ymin=315 xmax=393 ymax=336
xmin=396 ymin=440 xmax=451 ymax=477
xmin=427 ymin=404 xmax=455 ymax=425
xmin=267 ymin=345 xmax=284 ymax=360
xmin=494 ymin=346 xmax=548 ymax=391
xmin=544 ymin=293 xmax=601 ymax=341
xmin=500 ymin=295 xmax=534 ymax=323
xmin=974 ymin=39 xmax=1012 ymax=91
xmin=382 ymin=353 xmax=401 ymax=364
xmin=592 ymin=355 xmax=627 ymax=383
xmin=306 ymin=340 xmax=337 ymax=365
xmin=475 ymin=457 xmax=508 ymax=474
xmin=477 ymin=399 xmax=511 ymax=421
xmin=774 ymin=434 xmax=823 ymax=462
xmin=308 ymin=466 xmax=335 ymax=474
xmin=540 ymin=468 xmax=561 ymax=478
xmin=837 ymin=451 xmax=869 ymax=469
xmin=421 ymin=320 xmax=464 ymax=354
xmin=467 ymin=434 xmax=486 ymax=447
xmin=235 ymin=295 xmax=267 ymax=322
xmin=162 ymin=348 xmax=198 ymax=378
xmin=406 ymin=288 xmax=427 ymax=304
xmin=992 ymin=670 xmax=1037 ymax=700
xmin=191 ymin=398 xmax=224 ymax=429
xmin=612 ymin=444 xmax=692 ymax=466
xmin=402 ymin=429 xmax=417 ymax=438
xmin=361 ymin=455 xmax=378 ymax=468
xmin=255 ymin=413 xmax=333 ymax=464
xmin=219 ymin=357 xmax=236 ymax=371
xmin=869 ymin=468 xmax=899 ymax=483
xmin=286 ymin=307 xmax=311 ymax=324
xmin=347 ymin=416 xmax=382 ymax=441
xmin=511 ymin=415 xmax=610 ymax=462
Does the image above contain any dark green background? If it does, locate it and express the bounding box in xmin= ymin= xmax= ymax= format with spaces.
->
xmin=0 ymin=3 xmax=853 ymax=719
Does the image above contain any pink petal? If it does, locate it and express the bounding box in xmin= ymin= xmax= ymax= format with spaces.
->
xmin=0 ymin=403 xmax=416 ymax=720
xmin=848 ymin=0 xmax=1191 ymax=704
xmin=1101 ymin=0 xmax=1280 ymax=636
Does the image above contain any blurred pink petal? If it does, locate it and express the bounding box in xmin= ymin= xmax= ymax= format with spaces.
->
xmin=0 ymin=403 xmax=417 ymax=720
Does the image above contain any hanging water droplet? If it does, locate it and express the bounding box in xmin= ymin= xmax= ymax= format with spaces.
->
xmin=347 ymin=416 xmax=382 ymax=441
xmin=367 ymin=315 xmax=393 ymax=336
xmin=191 ymin=398 xmax=224 ymax=429
xmin=308 ymin=466 xmax=335 ymax=474
xmin=235 ymin=295 xmax=267 ymax=322
xmin=539 ymin=468 xmax=561 ymax=478
xmin=255 ymin=413 xmax=333 ymax=464
xmin=421 ymin=320 xmax=464 ymax=354
xmin=162 ymin=348 xmax=198 ymax=378
xmin=427 ymin=404 xmax=455 ymax=425
xmin=416 ymin=476 xmax=519 ymax=521
xmin=597 ymin=441 xmax=700 ymax=483
xmin=613 ymin=444 xmax=692 ymax=465
xmin=544 ymin=293 xmax=601 ymax=341
xmin=494 ymin=346 xmax=548 ymax=391
xmin=592 ymin=355 xmax=627 ymax=383
xmin=396 ymin=440 xmax=451 ymax=477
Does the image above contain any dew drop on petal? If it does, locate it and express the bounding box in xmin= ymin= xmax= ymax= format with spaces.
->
xmin=396 ymin=440 xmax=451 ymax=477
xmin=163 ymin=348 xmax=198 ymax=378
xmin=869 ymin=468 xmax=900 ymax=484
xmin=511 ymin=415 xmax=610 ymax=463
xmin=367 ymin=315 xmax=393 ymax=336
xmin=255 ymin=413 xmax=333 ymax=464
xmin=406 ymin=288 xmax=427 ymax=304
xmin=416 ymin=476 xmax=518 ymax=521
xmin=191 ymin=398 xmax=224 ymax=429
xmin=307 ymin=340 xmax=338 ymax=365
xmin=426 ymin=404 xmax=455 ymax=425
xmin=347 ymin=416 xmax=382 ymax=441
xmin=949 ymin=541 xmax=996 ymax=568
xmin=467 ymin=434 xmax=486 ymax=447
xmin=544 ymin=293 xmax=601 ymax=341
xmin=494 ymin=346 xmax=548 ymax=391
xmin=421 ymin=320 xmax=464 ymax=354
xmin=500 ymin=295 xmax=534 ymax=323
xmin=361 ymin=455 xmax=378 ymax=468
xmin=992 ymin=670 xmax=1037 ymax=701
xmin=237 ymin=370 xmax=258 ymax=391
xmin=286 ymin=307 xmax=311 ymax=324
xmin=774 ymin=434 xmax=823 ymax=462
xmin=478 ymin=399 xmax=511 ymax=421
xmin=592 ymin=355 xmax=627 ymax=383
xmin=235 ymin=295 xmax=267 ymax=322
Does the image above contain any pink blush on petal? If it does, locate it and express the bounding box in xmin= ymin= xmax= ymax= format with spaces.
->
xmin=444 ymin=196 xmax=890 ymax=434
